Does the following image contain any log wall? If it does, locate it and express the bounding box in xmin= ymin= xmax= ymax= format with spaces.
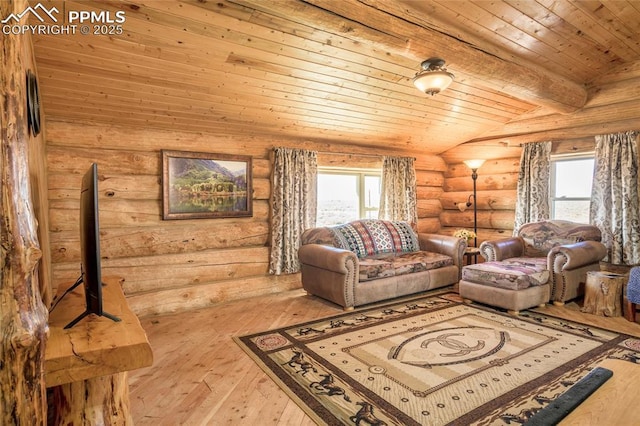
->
xmin=45 ymin=120 xmax=445 ymax=316
xmin=440 ymin=136 xmax=640 ymax=245
xmin=441 ymin=158 xmax=521 ymax=244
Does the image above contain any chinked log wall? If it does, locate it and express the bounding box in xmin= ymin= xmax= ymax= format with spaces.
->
xmin=440 ymin=139 xmax=603 ymax=246
xmin=46 ymin=120 xmax=445 ymax=316
xmin=441 ymin=158 xmax=521 ymax=244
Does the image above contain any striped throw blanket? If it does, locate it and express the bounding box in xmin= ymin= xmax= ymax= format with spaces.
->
xmin=330 ymin=220 xmax=419 ymax=259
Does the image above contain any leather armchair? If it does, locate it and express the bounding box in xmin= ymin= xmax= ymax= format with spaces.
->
xmin=479 ymin=220 xmax=607 ymax=304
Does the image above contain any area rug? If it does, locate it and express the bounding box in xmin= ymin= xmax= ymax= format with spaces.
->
xmin=234 ymin=293 xmax=640 ymax=425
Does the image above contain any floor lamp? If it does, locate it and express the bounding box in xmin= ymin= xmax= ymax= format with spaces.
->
xmin=463 ymin=159 xmax=485 ymax=247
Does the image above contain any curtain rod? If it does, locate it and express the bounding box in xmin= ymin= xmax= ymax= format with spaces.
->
xmin=316 ymin=151 xmax=416 ymax=160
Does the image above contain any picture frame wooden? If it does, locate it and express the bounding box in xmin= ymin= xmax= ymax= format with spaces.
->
xmin=161 ymin=150 xmax=252 ymax=220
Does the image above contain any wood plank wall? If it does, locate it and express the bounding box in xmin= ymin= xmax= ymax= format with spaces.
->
xmin=45 ymin=120 xmax=445 ymax=316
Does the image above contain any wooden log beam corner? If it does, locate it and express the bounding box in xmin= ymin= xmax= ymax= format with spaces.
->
xmin=1 ymin=0 xmax=48 ymax=423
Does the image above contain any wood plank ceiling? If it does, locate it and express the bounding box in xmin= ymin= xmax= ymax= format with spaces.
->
xmin=31 ymin=0 xmax=640 ymax=154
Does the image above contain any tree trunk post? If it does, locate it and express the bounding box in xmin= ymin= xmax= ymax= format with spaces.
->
xmin=51 ymin=373 xmax=133 ymax=425
xmin=1 ymin=0 xmax=49 ymax=423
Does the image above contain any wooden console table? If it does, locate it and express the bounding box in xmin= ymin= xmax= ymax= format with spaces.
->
xmin=46 ymin=276 xmax=153 ymax=424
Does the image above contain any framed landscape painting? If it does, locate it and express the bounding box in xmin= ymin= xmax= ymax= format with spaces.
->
xmin=162 ymin=150 xmax=253 ymax=220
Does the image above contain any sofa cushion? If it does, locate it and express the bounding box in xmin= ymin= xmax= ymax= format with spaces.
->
xmin=461 ymin=257 xmax=549 ymax=290
xmin=518 ymin=220 xmax=602 ymax=257
xmin=359 ymin=251 xmax=453 ymax=282
xmin=331 ymin=220 xmax=419 ymax=258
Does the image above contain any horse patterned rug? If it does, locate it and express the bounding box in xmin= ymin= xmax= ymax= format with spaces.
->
xmin=234 ymin=293 xmax=640 ymax=425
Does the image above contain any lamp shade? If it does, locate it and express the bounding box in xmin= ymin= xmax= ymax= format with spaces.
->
xmin=412 ymin=58 xmax=454 ymax=96
xmin=413 ymin=71 xmax=454 ymax=95
xmin=463 ymin=159 xmax=486 ymax=170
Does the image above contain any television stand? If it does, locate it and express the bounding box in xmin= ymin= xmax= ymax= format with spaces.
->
xmin=45 ymin=277 xmax=152 ymax=424
xmin=61 ymin=277 xmax=122 ymax=329
xmin=64 ymin=308 xmax=121 ymax=329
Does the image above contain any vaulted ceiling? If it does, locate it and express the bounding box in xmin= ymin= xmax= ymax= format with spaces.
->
xmin=32 ymin=0 xmax=640 ymax=154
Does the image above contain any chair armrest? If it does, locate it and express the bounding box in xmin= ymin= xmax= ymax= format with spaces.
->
xmin=479 ymin=237 xmax=525 ymax=261
xmin=548 ymin=241 xmax=608 ymax=272
xmin=418 ymin=233 xmax=466 ymax=275
xmin=298 ymin=244 xmax=357 ymax=274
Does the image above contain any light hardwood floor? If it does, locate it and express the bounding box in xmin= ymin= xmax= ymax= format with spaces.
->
xmin=128 ymin=287 xmax=640 ymax=425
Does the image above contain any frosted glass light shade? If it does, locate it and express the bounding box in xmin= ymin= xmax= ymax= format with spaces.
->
xmin=463 ymin=159 xmax=486 ymax=170
xmin=413 ymin=71 xmax=454 ymax=96
xmin=412 ymin=58 xmax=455 ymax=96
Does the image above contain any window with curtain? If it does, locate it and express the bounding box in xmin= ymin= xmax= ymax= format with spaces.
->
xmin=316 ymin=168 xmax=381 ymax=227
xmin=550 ymin=155 xmax=594 ymax=223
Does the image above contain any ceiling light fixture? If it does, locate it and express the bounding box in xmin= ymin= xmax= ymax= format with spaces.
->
xmin=412 ymin=58 xmax=455 ymax=96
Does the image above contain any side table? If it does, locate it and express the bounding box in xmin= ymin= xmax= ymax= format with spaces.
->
xmin=46 ymin=276 xmax=153 ymax=424
xmin=464 ymin=247 xmax=480 ymax=265
xmin=580 ymin=271 xmax=626 ymax=317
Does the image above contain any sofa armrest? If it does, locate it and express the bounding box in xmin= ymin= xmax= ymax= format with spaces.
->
xmin=479 ymin=237 xmax=525 ymax=261
xmin=298 ymin=244 xmax=358 ymax=309
xmin=548 ymin=241 xmax=608 ymax=272
xmin=418 ymin=233 xmax=466 ymax=276
xmin=298 ymin=244 xmax=357 ymax=273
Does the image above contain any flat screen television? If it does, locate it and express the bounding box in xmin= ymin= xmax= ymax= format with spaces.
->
xmin=64 ymin=163 xmax=121 ymax=329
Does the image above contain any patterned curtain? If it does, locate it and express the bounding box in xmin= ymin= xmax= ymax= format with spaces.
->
xmin=269 ymin=147 xmax=317 ymax=275
xmin=514 ymin=141 xmax=552 ymax=233
xmin=590 ymin=130 xmax=640 ymax=265
xmin=379 ymin=156 xmax=418 ymax=227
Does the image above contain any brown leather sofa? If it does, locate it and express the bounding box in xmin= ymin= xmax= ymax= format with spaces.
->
xmin=298 ymin=219 xmax=466 ymax=310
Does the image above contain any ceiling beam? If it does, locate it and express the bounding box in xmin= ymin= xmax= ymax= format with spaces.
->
xmin=233 ymin=0 xmax=587 ymax=114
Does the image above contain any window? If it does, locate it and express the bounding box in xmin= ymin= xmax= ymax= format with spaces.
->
xmin=550 ymin=155 xmax=595 ymax=223
xmin=316 ymin=168 xmax=381 ymax=226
